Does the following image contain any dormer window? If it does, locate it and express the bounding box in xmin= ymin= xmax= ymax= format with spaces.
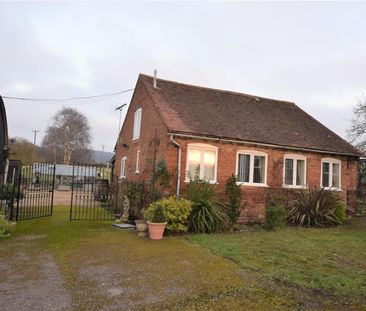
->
xmin=133 ymin=108 xmax=142 ymax=140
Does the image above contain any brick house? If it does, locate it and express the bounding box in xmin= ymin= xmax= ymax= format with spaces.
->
xmin=113 ymin=73 xmax=361 ymax=222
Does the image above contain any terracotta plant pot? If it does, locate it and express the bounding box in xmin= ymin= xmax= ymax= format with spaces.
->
xmin=135 ymin=220 xmax=148 ymax=238
xmin=147 ymin=221 xmax=167 ymax=240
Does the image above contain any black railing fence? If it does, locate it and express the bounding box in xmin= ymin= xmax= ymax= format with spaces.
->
xmin=0 ymin=163 xmax=56 ymax=221
xmin=346 ymin=190 xmax=366 ymax=215
xmin=70 ymin=164 xmax=116 ymax=220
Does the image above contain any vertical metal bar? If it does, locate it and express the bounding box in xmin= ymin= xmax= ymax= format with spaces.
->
xmin=40 ymin=163 xmax=44 ymax=217
xmin=78 ymin=164 xmax=81 ymax=220
xmin=50 ymin=163 xmax=56 ymax=215
xmin=70 ymin=164 xmax=75 ymax=221
xmin=92 ymin=166 xmax=101 ymax=219
xmin=9 ymin=182 xmax=15 ymax=221
xmin=15 ymin=165 xmax=22 ymax=221
xmin=31 ymin=165 xmax=35 ymax=219
xmin=23 ymin=166 xmax=27 ymax=220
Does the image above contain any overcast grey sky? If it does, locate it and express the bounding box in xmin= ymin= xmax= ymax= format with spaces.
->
xmin=1 ymin=1 xmax=365 ymax=152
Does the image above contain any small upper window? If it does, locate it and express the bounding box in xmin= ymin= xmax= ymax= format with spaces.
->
xmin=120 ymin=156 xmax=127 ymax=179
xmin=186 ymin=144 xmax=218 ymax=183
xmin=236 ymin=150 xmax=267 ymax=186
xmin=132 ymin=108 xmax=142 ymax=140
xmin=321 ymin=158 xmax=341 ymax=189
xmin=135 ymin=150 xmax=140 ymax=173
xmin=283 ymin=155 xmax=306 ymax=188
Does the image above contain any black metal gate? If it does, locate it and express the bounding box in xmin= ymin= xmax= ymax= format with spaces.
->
xmin=4 ymin=163 xmax=56 ymax=221
xmin=69 ymin=164 xmax=115 ymax=220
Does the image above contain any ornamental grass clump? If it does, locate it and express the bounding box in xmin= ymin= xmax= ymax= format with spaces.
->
xmin=186 ymin=177 xmax=229 ymax=233
xmin=287 ymin=188 xmax=344 ymax=227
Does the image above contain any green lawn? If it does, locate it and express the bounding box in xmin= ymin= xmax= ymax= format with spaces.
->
xmin=188 ymin=218 xmax=366 ymax=302
xmin=1 ymin=207 xmax=365 ymax=310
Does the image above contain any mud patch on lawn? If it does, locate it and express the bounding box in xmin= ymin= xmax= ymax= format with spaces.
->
xmin=0 ymin=236 xmax=71 ymax=311
xmin=15 ymin=234 xmax=47 ymax=241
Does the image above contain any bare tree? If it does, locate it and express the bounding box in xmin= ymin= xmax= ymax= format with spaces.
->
xmin=42 ymin=107 xmax=91 ymax=165
xmin=347 ymin=95 xmax=366 ymax=189
xmin=347 ymin=95 xmax=366 ymax=152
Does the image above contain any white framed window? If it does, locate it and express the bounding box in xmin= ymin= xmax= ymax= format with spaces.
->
xmin=120 ymin=156 xmax=127 ymax=179
xmin=283 ymin=154 xmax=307 ymax=188
xmin=321 ymin=158 xmax=341 ymax=190
xmin=135 ymin=150 xmax=140 ymax=173
xmin=185 ymin=143 xmax=218 ymax=183
xmin=132 ymin=108 xmax=142 ymax=140
xmin=236 ymin=150 xmax=268 ymax=186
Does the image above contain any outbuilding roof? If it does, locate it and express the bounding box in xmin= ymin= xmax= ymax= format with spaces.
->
xmin=138 ymin=74 xmax=361 ymax=157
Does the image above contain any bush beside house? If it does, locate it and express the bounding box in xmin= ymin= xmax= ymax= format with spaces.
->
xmin=144 ymin=196 xmax=192 ymax=234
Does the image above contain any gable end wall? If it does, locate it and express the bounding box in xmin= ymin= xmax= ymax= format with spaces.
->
xmin=114 ymin=81 xmax=169 ymax=183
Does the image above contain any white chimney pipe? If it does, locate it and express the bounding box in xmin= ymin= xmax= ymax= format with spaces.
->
xmin=153 ymin=69 xmax=157 ymax=88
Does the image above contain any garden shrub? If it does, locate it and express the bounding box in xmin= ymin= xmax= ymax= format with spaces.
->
xmin=264 ymin=203 xmax=286 ymax=230
xmin=124 ymin=182 xmax=148 ymax=220
xmin=150 ymin=159 xmax=171 ymax=188
xmin=225 ymin=175 xmax=242 ymax=224
xmin=0 ymin=212 xmax=14 ymax=238
xmin=186 ymin=178 xmax=229 ymax=233
xmin=0 ymin=184 xmax=23 ymax=201
xmin=334 ymin=203 xmax=346 ymax=223
xmin=151 ymin=204 xmax=166 ymax=223
xmin=287 ymin=188 xmax=342 ymax=227
xmin=144 ymin=196 xmax=192 ymax=233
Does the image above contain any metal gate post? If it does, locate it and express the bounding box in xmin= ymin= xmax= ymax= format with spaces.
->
xmin=70 ymin=165 xmax=75 ymax=221
xmin=15 ymin=168 xmax=22 ymax=221
xmin=50 ymin=163 xmax=56 ymax=215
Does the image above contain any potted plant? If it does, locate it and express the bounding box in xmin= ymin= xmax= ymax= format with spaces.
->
xmin=146 ymin=203 xmax=167 ymax=240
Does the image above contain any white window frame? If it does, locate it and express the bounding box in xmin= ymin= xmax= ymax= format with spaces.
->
xmin=132 ymin=108 xmax=142 ymax=140
xmin=321 ymin=158 xmax=342 ymax=190
xmin=120 ymin=156 xmax=127 ymax=179
xmin=135 ymin=150 xmax=140 ymax=174
xmin=283 ymin=154 xmax=307 ymax=189
xmin=185 ymin=143 xmax=218 ymax=184
xmin=235 ymin=150 xmax=268 ymax=187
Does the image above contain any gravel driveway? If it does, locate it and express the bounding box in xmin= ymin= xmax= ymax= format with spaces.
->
xmin=0 ymin=235 xmax=71 ymax=311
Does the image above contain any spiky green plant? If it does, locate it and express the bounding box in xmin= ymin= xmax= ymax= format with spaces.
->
xmin=186 ymin=178 xmax=229 ymax=233
xmin=287 ymin=188 xmax=342 ymax=227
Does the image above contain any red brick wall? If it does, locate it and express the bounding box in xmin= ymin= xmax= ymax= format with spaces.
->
xmin=114 ymin=81 xmax=169 ymax=184
xmin=165 ymin=137 xmax=359 ymax=222
xmin=114 ymin=83 xmax=359 ymax=223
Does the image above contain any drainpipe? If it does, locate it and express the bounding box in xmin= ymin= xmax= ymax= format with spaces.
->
xmin=169 ymin=134 xmax=181 ymax=197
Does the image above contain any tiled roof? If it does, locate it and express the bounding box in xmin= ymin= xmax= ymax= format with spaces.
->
xmin=139 ymin=74 xmax=361 ymax=156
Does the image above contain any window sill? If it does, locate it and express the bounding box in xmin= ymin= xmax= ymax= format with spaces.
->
xmin=184 ymin=179 xmax=218 ymax=185
xmin=322 ymin=187 xmax=343 ymax=192
xmin=282 ymin=185 xmax=308 ymax=189
xmin=131 ymin=138 xmax=140 ymax=142
xmin=135 ymin=171 xmax=139 ymax=174
xmin=236 ymin=182 xmax=268 ymax=188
